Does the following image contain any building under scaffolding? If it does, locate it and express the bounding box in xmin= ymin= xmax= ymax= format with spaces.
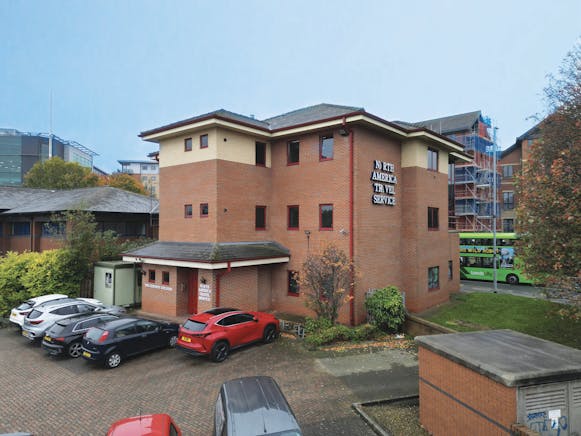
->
xmin=403 ymin=111 xmax=501 ymax=232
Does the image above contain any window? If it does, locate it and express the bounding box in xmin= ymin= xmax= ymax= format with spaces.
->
xmin=502 ymin=165 xmax=514 ymax=178
xmin=200 ymin=203 xmax=209 ymax=217
xmin=162 ymin=271 xmax=170 ymax=285
xmin=42 ymin=222 xmax=65 ymax=237
xmin=428 ymin=207 xmax=439 ymax=230
xmin=288 ymin=271 xmax=299 ymax=296
xmin=148 ymin=270 xmax=156 ymax=283
xmin=503 ymin=192 xmax=514 ymax=210
xmin=319 ymin=204 xmax=333 ymax=230
xmin=184 ymin=138 xmax=192 ymax=152
xmin=448 ymin=261 xmax=453 ymax=280
xmin=320 ymin=134 xmax=334 ymax=160
xmin=287 ymin=140 xmax=300 ymax=165
xmin=200 ymin=134 xmax=208 ymax=149
xmin=11 ymin=222 xmax=30 ymax=236
xmin=503 ymin=219 xmax=515 ymax=232
xmin=255 ymin=206 xmax=266 ymax=230
xmin=255 ymin=142 xmax=266 ymax=166
xmin=428 ymin=147 xmax=438 ymax=171
xmin=217 ymin=313 xmax=254 ymax=326
xmin=184 ymin=204 xmax=193 ymax=218
xmin=287 ymin=205 xmax=299 ymax=230
xmin=428 ymin=266 xmax=439 ymax=290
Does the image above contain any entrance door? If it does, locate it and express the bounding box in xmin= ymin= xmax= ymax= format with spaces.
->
xmin=187 ymin=270 xmax=198 ymax=314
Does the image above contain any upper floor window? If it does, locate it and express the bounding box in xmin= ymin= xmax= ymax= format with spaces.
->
xmin=255 ymin=206 xmax=266 ymax=230
xmin=428 ymin=148 xmax=438 ymax=171
xmin=288 ymin=205 xmax=299 ymax=230
xmin=200 ymin=134 xmax=208 ymax=149
xmin=320 ymin=134 xmax=334 ymax=161
xmin=184 ymin=138 xmax=192 ymax=152
xmin=502 ymin=165 xmax=514 ymax=178
xmin=503 ymin=192 xmax=514 ymax=210
xmin=287 ymin=140 xmax=300 ymax=165
xmin=200 ymin=203 xmax=209 ymax=217
xmin=428 ymin=207 xmax=439 ymax=230
xmin=255 ymin=142 xmax=266 ymax=166
xmin=503 ymin=219 xmax=514 ymax=233
xmin=319 ymin=204 xmax=333 ymax=230
xmin=184 ymin=204 xmax=193 ymax=218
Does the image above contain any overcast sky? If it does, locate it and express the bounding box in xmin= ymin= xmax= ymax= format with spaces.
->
xmin=1 ymin=1 xmax=579 ymax=172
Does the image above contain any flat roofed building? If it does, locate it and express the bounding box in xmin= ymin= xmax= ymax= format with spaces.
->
xmin=124 ymin=103 xmax=471 ymax=324
xmin=118 ymin=159 xmax=160 ymax=198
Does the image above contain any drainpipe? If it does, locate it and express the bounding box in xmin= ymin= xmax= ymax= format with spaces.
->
xmin=342 ymin=117 xmax=355 ymax=326
xmin=215 ymin=262 xmax=232 ymax=307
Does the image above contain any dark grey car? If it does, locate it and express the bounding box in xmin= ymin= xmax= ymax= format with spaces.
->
xmin=214 ymin=376 xmax=302 ymax=436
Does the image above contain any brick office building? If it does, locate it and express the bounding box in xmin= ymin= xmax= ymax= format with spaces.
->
xmin=123 ymin=104 xmax=470 ymax=324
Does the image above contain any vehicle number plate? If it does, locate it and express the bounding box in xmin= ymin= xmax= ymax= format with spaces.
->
xmin=21 ymin=330 xmax=29 ymax=338
xmin=44 ymin=336 xmax=52 ymax=342
xmin=181 ymin=336 xmax=191 ymax=343
xmin=82 ymin=351 xmax=91 ymax=358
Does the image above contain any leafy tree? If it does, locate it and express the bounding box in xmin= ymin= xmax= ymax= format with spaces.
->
xmin=99 ymin=172 xmax=148 ymax=195
xmin=24 ymin=157 xmax=99 ymax=189
xmin=365 ymin=286 xmax=406 ymax=332
xmin=299 ymin=244 xmax=354 ymax=324
xmin=515 ymin=40 xmax=581 ymax=290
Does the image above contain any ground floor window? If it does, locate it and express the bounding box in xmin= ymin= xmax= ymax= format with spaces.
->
xmin=11 ymin=222 xmax=30 ymax=236
xmin=162 ymin=271 xmax=170 ymax=285
xmin=288 ymin=271 xmax=299 ymax=296
xmin=448 ymin=260 xmax=453 ymax=280
xmin=148 ymin=270 xmax=156 ymax=282
xmin=428 ymin=266 xmax=439 ymax=290
xmin=319 ymin=204 xmax=333 ymax=230
xmin=503 ymin=218 xmax=514 ymax=232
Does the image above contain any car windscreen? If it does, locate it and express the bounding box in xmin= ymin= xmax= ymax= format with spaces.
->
xmin=16 ymin=302 xmax=34 ymax=311
xmin=85 ymin=328 xmax=105 ymax=342
xmin=183 ymin=320 xmax=206 ymax=332
xmin=27 ymin=309 xmax=43 ymax=319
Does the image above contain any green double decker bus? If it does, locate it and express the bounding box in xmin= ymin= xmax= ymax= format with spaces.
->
xmin=459 ymin=232 xmax=533 ymax=285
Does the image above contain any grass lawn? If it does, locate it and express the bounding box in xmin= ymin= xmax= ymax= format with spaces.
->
xmin=422 ymin=293 xmax=581 ymax=349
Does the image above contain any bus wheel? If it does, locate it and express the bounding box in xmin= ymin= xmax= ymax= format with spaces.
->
xmin=506 ymin=274 xmax=519 ymax=285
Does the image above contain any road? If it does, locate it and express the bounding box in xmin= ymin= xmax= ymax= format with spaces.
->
xmin=460 ymin=280 xmax=569 ymax=304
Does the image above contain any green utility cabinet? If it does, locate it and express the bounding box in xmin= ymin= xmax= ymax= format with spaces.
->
xmin=93 ymin=261 xmax=140 ymax=306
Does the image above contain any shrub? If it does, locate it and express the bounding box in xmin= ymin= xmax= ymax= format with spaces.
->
xmin=303 ymin=319 xmax=380 ymax=347
xmin=351 ymin=323 xmax=380 ymax=341
xmin=365 ymin=286 xmax=406 ymax=332
xmin=304 ymin=317 xmax=334 ymax=334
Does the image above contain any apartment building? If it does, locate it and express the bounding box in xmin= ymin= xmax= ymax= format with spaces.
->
xmin=123 ymin=104 xmax=470 ymax=324
xmin=118 ymin=159 xmax=160 ymax=198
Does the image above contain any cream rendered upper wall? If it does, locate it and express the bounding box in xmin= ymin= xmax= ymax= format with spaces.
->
xmin=401 ymin=139 xmax=448 ymax=174
xmin=159 ymin=127 xmax=270 ymax=168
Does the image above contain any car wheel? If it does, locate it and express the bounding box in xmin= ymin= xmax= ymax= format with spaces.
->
xmin=67 ymin=341 xmax=83 ymax=358
xmin=168 ymin=334 xmax=178 ymax=348
xmin=211 ymin=341 xmax=230 ymax=363
xmin=105 ymin=352 xmax=122 ymax=369
xmin=263 ymin=325 xmax=277 ymax=344
xmin=506 ymin=274 xmax=519 ymax=285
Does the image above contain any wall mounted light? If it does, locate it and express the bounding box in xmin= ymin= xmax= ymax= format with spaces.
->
xmin=201 ymin=277 xmax=207 ymax=284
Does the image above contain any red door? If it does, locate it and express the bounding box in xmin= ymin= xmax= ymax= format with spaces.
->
xmin=187 ymin=270 xmax=198 ymax=314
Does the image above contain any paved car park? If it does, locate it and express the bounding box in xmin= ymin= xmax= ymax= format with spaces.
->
xmin=0 ymin=327 xmax=380 ymax=435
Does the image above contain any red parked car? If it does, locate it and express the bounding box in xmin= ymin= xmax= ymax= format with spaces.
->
xmin=176 ymin=308 xmax=279 ymax=362
xmin=107 ymin=413 xmax=181 ymax=435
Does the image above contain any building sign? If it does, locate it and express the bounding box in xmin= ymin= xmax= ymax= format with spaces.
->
xmin=198 ymin=283 xmax=212 ymax=302
xmin=371 ymin=160 xmax=397 ymax=206
xmin=144 ymin=283 xmax=172 ymax=291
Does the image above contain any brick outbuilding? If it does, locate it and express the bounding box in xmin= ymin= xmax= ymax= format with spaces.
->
xmin=124 ymin=104 xmax=471 ymax=324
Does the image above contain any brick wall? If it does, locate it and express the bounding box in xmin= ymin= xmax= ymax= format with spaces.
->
xmin=419 ymin=347 xmax=517 ymax=435
xmin=219 ymin=267 xmax=259 ymax=310
xmin=141 ymin=263 xmax=179 ymax=316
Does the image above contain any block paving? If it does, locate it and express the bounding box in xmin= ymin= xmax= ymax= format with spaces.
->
xmin=0 ymin=328 xmax=375 ymax=436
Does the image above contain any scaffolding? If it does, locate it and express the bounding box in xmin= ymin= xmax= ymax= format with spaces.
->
xmin=448 ymin=116 xmax=501 ymax=232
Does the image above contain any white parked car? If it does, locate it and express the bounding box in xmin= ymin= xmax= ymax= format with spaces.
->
xmin=9 ymin=294 xmax=69 ymax=328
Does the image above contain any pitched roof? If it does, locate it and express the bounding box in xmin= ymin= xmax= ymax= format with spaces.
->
xmin=0 ymin=187 xmax=158 ymax=215
xmin=398 ymin=111 xmax=482 ymax=135
xmin=263 ymin=103 xmax=364 ymax=130
xmin=123 ymin=240 xmax=289 ymax=263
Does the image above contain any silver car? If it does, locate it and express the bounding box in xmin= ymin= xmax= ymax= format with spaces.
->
xmin=21 ymin=298 xmax=125 ymax=341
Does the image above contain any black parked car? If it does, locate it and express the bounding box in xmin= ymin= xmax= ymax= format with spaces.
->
xmin=81 ymin=317 xmax=179 ymax=369
xmin=42 ymin=313 xmax=119 ymax=358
